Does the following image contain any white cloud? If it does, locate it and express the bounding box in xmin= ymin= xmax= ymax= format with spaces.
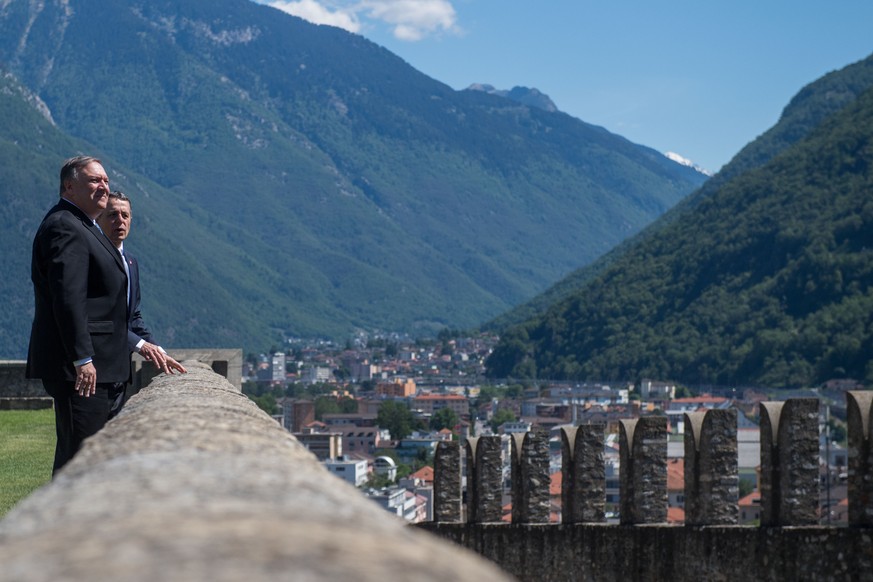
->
xmin=359 ymin=0 xmax=458 ymax=41
xmin=267 ymin=0 xmax=361 ymax=33
xmin=264 ymin=0 xmax=459 ymax=41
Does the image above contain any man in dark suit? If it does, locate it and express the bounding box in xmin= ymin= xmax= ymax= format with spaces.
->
xmin=27 ymin=156 xmax=130 ymax=474
xmin=97 ymin=191 xmax=186 ymax=375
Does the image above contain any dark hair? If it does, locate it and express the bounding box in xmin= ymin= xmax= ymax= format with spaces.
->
xmin=59 ymin=156 xmax=101 ymax=195
xmin=109 ymin=191 xmax=130 ymax=203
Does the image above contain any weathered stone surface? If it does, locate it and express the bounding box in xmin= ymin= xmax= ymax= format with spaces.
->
xmin=0 ymin=360 xmax=44 ymax=398
xmin=511 ymin=430 xmax=550 ymax=524
xmin=560 ymin=424 xmax=605 ymax=524
xmin=466 ymin=436 xmax=503 ymax=523
xmin=684 ymin=409 xmax=738 ymax=525
xmin=760 ymin=399 xmax=820 ymax=526
xmin=847 ymin=390 xmax=873 ymax=526
xmin=434 ymin=440 xmax=462 ymax=523
xmin=418 ymin=522 xmax=873 ymax=582
xmin=619 ymin=417 xmax=667 ymax=524
xmin=0 ymin=363 xmax=510 ymax=582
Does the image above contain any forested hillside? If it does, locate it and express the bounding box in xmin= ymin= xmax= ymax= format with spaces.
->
xmin=487 ymin=56 xmax=873 ymax=389
xmin=487 ymin=53 xmax=873 ymax=332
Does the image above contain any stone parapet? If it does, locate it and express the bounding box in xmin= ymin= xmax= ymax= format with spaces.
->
xmin=424 ymin=396 xmax=873 ymax=580
xmin=0 ymin=361 xmax=43 ymax=398
xmin=417 ymin=523 xmax=871 ymax=581
xmin=0 ymin=363 xmax=510 ymax=582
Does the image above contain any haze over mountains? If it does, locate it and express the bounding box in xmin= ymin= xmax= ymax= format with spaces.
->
xmin=0 ymin=0 xmax=706 ymax=358
xmin=486 ymin=53 xmax=873 ymax=389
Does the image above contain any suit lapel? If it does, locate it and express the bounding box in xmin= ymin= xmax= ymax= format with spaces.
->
xmin=58 ymin=199 xmax=125 ymax=271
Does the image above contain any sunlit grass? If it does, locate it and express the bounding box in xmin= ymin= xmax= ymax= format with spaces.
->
xmin=0 ymin=408 xmax=54 ymax=517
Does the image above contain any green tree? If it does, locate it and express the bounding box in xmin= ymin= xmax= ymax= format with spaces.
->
xmin=738 ymin=479 xmax=755 ymax=499
xmin=377 ymin=400 xmax=414 ymax=440
xmin=339 ymin=397 xmax=358 ymax=414
xmin=430 ymin=407 xmax=460 ymax=431
xmin=314 ymin=396 xmax=340 ymax=420
xmin=248 ymin=394 xmax=278 ymax=415
xmin=489 ymin=408 xmax=517 ymax=432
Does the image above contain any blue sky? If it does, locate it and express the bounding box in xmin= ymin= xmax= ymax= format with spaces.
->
xmin=254 ymin=0 xmax=873 ymax=173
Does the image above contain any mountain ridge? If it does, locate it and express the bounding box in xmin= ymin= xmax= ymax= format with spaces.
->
xmin=0 ymin=0 xmax=705 ymax=357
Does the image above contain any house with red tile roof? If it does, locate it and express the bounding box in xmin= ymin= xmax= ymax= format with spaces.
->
xmin=408 ymin=465 xmax=434 ymax=485
xmin=739 ymin=491 xmax=761 ymax=525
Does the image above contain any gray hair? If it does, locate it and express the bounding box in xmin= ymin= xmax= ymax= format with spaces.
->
xmin=59 ymin=156 xmax=101 ymax=195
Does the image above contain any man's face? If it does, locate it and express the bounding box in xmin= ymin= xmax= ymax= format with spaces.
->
xmin=97 ymin=198 xmax=132 ymax=248
xmin=64 ymin=162 xmax=110 ymax=220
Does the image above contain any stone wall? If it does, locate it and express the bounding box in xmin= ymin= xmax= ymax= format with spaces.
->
xmin=0 ymin=363 xmax=511 ymax=582
xmin=0 ymin=349 xmax=242 ymax=409
xmin=420 ymin=396 xmax=873 ymax=581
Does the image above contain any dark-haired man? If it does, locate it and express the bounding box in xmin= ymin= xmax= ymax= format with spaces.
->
xmin=97 ymin=191 xmax=186 ymax=376
xmin=27 ymin=156 xmax=130 ymax=474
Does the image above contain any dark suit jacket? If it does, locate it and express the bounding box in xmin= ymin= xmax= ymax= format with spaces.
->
xmin=26 ymin=199 xmax=130 ymax=384
xmin=124 ymin=250 xmax=154 ymax=351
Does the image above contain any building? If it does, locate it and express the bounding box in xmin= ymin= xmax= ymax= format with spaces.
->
xmin=639 ymin=379 xmax=676 ymax=400
xmin=667 ymin=458 xmax=685 ymax=521
xmin=294 ymin=431 xmax=343 ymax=461
xmin=395 ymin=437 xmax=439 ymax=462
xmin=322 ymin=413 xmax=378 ymax=428
xmin=302 ymin=366 xmax=333 ymax=385
xmin=349 ymin=361 xmax=381 ymax=382
xmin=364 ymin=486 xmax=428 ymax=522
xmin=499 ymin=420 xmax=533 ymax=435
xmin=283 ymin=399 xmax=315 ymax=433
xmin=337 ymin=425 xmax=388 ymax=456
xmin=412 ymin=393 xmax=469 ymax=417
xmin=323 ymin=457 xmax=369 ymax=487
xmin=738 ymin=491 xmax=761 ymax=525
xmin=270 ymin=352 xmax=286 ymax=384
xmin=376 ymin=378 xmax=417 ymax=398
xmin=374 ymin=456 xmax=398 ymax=481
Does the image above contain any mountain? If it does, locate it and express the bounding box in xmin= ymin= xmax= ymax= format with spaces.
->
xmin=485 ymin=53 xmax=873 ymax=389
xmin=467 ymin=84 xmax=559 ymax=112
xmin=664 ymin=152 xmax=712 ymax=177
xmin=486 ymin=54 xmax=873 ymax=335
xmin=0 ymin=0 xmax=705 ymax=358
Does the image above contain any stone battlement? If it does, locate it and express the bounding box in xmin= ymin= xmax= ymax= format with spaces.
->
xmin=417 ymin=395 xmax=873 ymax=580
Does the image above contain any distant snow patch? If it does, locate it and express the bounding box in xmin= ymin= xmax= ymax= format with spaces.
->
xmin=665 ymin=152 xmax=713 ymax=177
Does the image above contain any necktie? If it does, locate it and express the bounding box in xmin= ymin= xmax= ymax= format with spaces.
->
xmin=120 ymin=248 xmax=131 ymax=308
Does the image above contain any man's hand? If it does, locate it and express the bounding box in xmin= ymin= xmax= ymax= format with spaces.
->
xmin=74 ymin=361 xmax=97 ymax=397
xmin=165 ymin=355 xmax=187 ymax=374
xmin=139 ymin=342 xmax=187 ymax=374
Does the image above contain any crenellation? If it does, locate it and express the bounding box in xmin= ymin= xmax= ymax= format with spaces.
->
xmin=847 ymin=390 xmax=873 ymax=526
xmin=619 ymin=416 xmax=667 ymax=524
xmin=421 ymin=396 xmax=873 ymax=579
xmin=510 ymin=430 xmax=550 ymax=524
xmin=560 ymin=424 xmax=606 ymax=523
xmin=760 ymin=399 xmax=820 ymax=526
xmin=684 ymin=408 xmax=738 ymax=525
xmin=434 ymin=440 xmax=463 ymax=522
xmin=465 ymin=436 xmax=503 ymax=523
